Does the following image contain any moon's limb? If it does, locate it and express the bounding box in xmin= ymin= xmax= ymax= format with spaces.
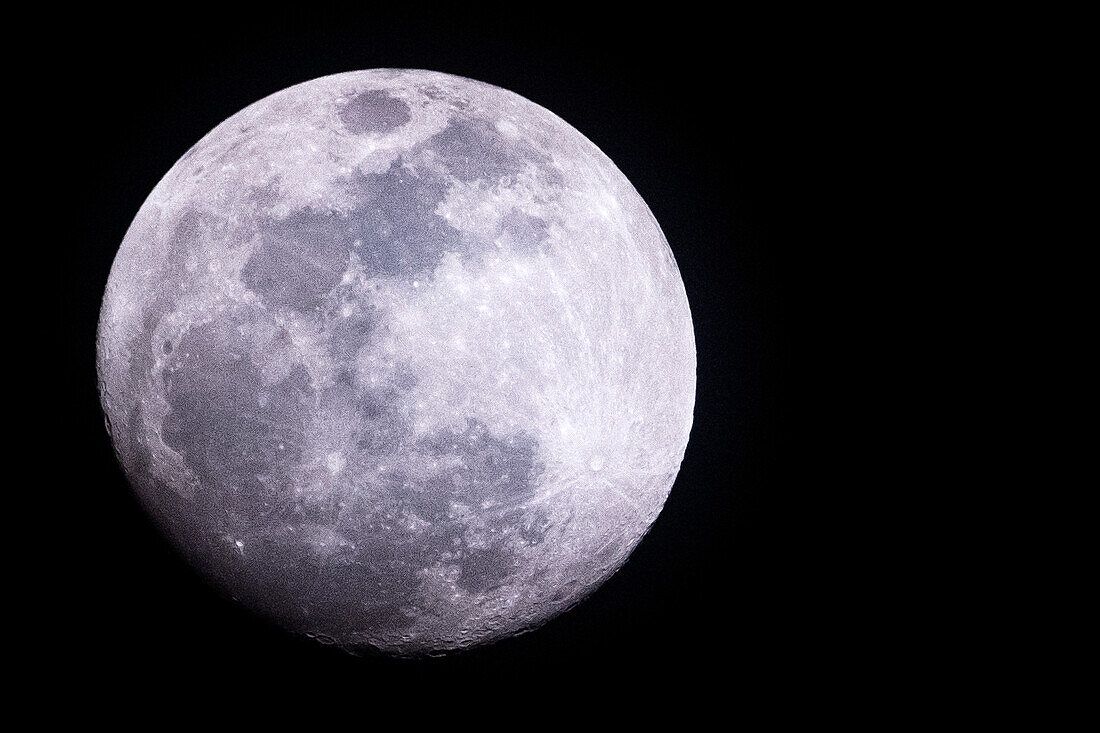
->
xmin=98 ymin=69 xmax=695 ymax=655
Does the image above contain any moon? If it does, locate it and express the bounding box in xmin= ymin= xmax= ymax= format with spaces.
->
xmin=97 ymin=69 xmax=695 ymax=656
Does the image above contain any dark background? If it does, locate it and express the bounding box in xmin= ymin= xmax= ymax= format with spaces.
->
xmin=59 ymin=6 xmax=836 ymax=704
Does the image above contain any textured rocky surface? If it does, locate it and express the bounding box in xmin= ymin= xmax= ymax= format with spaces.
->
xmin=97 ymin=69 xmax=695 ymax=656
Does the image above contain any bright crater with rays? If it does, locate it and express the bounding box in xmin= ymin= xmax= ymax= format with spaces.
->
xmin=97 ymin=69 xmax=695 ymax=655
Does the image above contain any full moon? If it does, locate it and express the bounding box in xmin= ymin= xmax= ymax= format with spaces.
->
xmin=98 ymin=69 xmax=695 ymax=656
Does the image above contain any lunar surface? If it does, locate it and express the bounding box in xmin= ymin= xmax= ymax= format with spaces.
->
xmin=97 ymin=69 xmax=695 ymax=656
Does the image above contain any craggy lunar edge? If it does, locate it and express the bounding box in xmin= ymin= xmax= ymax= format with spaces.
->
xmin=97 ymin=69 xmax=696 ymax=656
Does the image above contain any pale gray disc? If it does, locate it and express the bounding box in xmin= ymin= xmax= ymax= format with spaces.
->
xmin=97 ymin=69 xmax=695 ymax=656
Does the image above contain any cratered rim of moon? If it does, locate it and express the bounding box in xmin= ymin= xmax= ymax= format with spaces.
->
xmin=98 ymin=68 xmax=695 ymax=656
